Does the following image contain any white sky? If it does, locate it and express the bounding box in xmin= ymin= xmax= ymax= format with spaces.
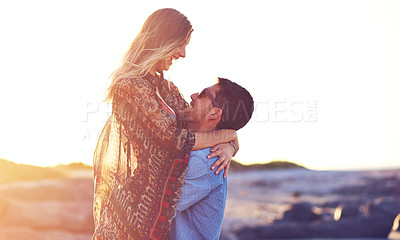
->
xmin=0 ymin=0 xmax=399 ymax=170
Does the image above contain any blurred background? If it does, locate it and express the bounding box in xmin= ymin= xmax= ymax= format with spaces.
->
xmin=0 ymin=0 xmax=399 ymax=239
xmin=1 ymin=0 xmax=400 ymax=170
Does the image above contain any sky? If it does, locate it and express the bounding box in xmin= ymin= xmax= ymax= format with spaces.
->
xmin=0 ymin=0 xmax=399 ymax=170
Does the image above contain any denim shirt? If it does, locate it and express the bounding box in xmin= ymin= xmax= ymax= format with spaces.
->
xmin=170 ymin=148 xmax=227 ymax=240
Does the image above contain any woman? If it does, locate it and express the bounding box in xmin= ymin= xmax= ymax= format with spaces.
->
xmin=92 ymin=8 xmax=237 ymax=240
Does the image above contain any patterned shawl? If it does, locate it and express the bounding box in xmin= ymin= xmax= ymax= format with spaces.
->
xmin=92 ymin=73 xmax=194 ymax=240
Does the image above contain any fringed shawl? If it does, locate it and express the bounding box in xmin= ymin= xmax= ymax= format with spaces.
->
xmin=92 ymin=74 xmax=194 ymax=240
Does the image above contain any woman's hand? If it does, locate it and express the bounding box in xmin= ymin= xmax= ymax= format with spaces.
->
xmin=207 ymin=139 xmax=238 ymax=179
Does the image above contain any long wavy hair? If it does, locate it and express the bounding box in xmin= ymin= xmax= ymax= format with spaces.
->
xmin=105 ymin=8 xmax=193 ymax=102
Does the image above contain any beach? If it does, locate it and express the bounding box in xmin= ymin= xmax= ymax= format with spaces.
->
xmin=0 ymin=168 xmax=399 ymax=239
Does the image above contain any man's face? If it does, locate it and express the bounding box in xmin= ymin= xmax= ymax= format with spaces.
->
xmin=184 ymin=84 xmax=221 ymax=129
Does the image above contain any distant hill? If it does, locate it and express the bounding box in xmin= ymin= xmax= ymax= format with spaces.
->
xmin=0 ymin=159 xmax=92 ymax=184
xmin=230 ymin=160 xmax=306 ymax=171
xmin=0 ymin=158 xmax=303 ymax=184
xmin=54 ymin=162 xmax=92 ymax=171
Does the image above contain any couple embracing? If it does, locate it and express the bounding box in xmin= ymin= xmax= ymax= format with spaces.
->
xmin=92 ymin=8 xmax=254 ymax=240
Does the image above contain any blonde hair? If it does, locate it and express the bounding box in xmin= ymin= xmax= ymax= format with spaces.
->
xmin=105 ymin=8 xmax=193 ymax=102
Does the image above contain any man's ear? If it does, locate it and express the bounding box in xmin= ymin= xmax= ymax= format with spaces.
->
xmin=207 ymin=107 xmax=222 ymax=120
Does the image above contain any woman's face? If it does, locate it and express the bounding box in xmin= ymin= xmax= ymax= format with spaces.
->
xmin=157 ymin=46 xmax=187 ymax=72
xmin=156 ymin=35 xmax=191 ymax=72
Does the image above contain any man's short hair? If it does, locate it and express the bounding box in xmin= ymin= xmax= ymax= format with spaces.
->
xmin=215 ymin=78 xmax=254 ymax=130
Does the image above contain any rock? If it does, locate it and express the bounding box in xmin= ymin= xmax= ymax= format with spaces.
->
xmin=371 ymin=197 xmax=400 ymax=217
xmin=235 ymin=217 xmax=394 ymax=239
xmin=235 ymin=222 xmax=307 ymax=239
xmin=234 ymin=199 xmax=398 ymax=239
xmin=340 ymin=202 xmax=361 ymax=219
xmin=277 ymin=202 xmax=321 ymax=222
xmin=219 ymin=231 xmax=239 ymax=240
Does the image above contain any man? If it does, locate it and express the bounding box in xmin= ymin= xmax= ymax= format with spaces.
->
xmin=170 ymin=78 xmax=254 ymax=240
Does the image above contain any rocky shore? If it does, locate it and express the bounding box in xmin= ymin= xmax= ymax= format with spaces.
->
xmin=0 ymin=165 xmax=399 ymax=239
xmin=222 ymin=169 xmax=400 ymax=239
